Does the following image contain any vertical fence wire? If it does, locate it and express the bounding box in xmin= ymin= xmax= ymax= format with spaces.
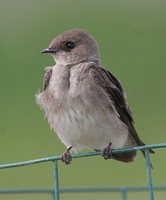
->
xmin=54 ymin=160 xmax=60 ymax=200
xmin=145 ymin=149 xmax=154 ymax=200
xmin=121 ymin=190 xmax=127 ymax=200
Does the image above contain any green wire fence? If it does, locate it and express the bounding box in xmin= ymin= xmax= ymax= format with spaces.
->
xmin=0 ymin=143 xmax=166 ymax=200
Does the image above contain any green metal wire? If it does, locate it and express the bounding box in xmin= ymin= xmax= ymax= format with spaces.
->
xmin=0 ymin=143 xmax=166 ymax=200
xmin=121 ymin=190 xmax=127 ymax=200
xmin=54 ymin=160 xmax=60 ymax=200
xmin=1 ymin=186 xmax=166 ymax=194
xmin=0 ymin=143 xmax=165 ymax=169
xmin=145 ymin=149 xmax=154 ymax=200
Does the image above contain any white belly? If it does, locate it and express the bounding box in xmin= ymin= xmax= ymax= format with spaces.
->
xmin=48 ymin=105 xmax=131 ymax=152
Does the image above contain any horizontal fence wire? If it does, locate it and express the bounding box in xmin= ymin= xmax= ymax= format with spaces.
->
xmin=0 ymin=143 xmax=166 ymax=200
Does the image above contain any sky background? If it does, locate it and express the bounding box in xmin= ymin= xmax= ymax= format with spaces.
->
xmin=0 ymin=0 xmax=166 ymax=199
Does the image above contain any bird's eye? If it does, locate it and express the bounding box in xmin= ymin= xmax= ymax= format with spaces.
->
xmin=65 ymin=41 xmax=75 ymax=50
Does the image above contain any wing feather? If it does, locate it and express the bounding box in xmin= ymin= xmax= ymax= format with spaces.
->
xmin=89 ymin=65 xmax=151 ymax=150
xmin=43 ymin=67 xmax=53 ymax=90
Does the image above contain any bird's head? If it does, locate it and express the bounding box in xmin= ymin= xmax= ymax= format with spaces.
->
xmin=41 ymin=29 xmax=100 ymax=65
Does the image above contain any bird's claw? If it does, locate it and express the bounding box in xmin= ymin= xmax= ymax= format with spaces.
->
xmin=102 ymin=143 xmax=112 ymax=160
xmin=62 ymin=146 xmax=72 ymax=165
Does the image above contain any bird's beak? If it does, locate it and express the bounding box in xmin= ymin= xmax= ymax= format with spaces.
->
xmin=41 ymin=48 xmax=57 ymax=54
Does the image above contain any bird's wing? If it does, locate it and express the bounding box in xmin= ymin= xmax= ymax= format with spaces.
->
xmin=43 ymin=67 xmax=53 ymax=90
xmin=89 ymin=65 xmax=144 ymax=147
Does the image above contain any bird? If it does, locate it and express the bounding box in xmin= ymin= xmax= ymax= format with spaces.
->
xmin=36 ymin=29 xmax=154 ymax=165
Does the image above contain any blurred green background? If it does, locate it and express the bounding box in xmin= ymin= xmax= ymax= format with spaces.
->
xmin=0 ymin=0 xmax=166 ymax=199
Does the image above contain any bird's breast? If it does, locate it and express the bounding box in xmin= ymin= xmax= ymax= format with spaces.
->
xmin=36 ymin=64 xmax=133 ymax=151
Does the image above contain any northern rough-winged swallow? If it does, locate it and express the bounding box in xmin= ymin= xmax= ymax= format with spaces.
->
xmin=36 ymin=29 xmax=154 ymax=164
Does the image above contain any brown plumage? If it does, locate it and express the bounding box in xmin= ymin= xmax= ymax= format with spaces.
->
xmin=36 ymin=29 xmax=154 ymax=164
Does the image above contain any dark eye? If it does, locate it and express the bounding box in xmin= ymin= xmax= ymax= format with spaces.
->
xmin=65 ymin=41 xmax=75 ymax=50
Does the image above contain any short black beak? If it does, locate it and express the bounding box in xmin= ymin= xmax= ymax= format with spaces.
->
xmin=41 ymin=48 xmax=57 ymax=54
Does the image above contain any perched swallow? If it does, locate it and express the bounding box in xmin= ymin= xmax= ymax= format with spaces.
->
xmin=36 ymin=29 xmax=154 ymax=164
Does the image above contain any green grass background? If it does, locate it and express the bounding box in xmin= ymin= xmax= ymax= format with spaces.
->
xmin=0 ymin=0 xmax=166 ymax=199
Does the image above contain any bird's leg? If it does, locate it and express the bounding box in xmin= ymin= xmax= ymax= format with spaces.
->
xmin=62 ymin=146 xmax=72 ymax=165
xmin=102 ymin=142 xmax=113 ymax=160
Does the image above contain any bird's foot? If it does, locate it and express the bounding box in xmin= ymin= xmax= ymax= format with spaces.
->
xmin=102 ymin=143 xmax=112 ymax=160
xmin=62 ymin=146 xmax=72 ymax=165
